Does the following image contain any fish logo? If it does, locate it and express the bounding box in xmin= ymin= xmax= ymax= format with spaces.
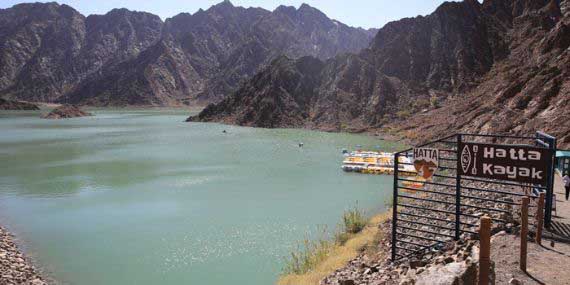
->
xmin=461 ymin=145 xmax=471 ymax=174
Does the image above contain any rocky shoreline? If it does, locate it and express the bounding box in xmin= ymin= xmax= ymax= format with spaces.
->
xmin=0 ymin=99 xmax=40 ymax=111
xmin=41 ymin=105 xmax=92 ymax=119
xmin=0 ymin=226 xmax=46 ymax=285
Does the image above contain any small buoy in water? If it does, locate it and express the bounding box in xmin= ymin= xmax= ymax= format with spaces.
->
xmin=299 ymin=143 xmax=304 ymax=148
xmin=223 ymin=130 xmax=227 ymax=133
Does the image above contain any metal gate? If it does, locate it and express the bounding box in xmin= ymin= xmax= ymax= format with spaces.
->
xmin=391 ymin=132 xmax=556 ymax=261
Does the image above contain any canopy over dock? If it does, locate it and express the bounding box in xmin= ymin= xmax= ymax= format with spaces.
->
xmin=556 ymin=150 xmax=570 ymax=175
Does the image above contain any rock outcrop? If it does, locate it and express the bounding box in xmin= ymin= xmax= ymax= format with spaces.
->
xmin=41 ymin=105 xmax=92 ymax=119
xmin=189 ymin=56 xmax=326 ymax=128
xmin=193 ymin=0 xmax=570 ymax=148
xmin=0 ymin=98 xmax=40 ymax=110
xmin=0 ymin=1 xmax=376 ymax=106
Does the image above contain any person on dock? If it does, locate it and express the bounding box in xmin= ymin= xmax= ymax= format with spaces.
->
xmin=562 ymin=172 xmax=570 ymax=201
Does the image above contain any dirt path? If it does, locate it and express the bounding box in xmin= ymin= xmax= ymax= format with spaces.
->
xmin=493 ymin=174 xmax=570 ymax=285
xmin=492 ymin=233 xmax=570 ymax=285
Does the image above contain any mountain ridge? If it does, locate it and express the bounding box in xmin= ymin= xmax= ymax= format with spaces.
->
xmin=191 ymin=0 xmax=570 ymax=148
xmin=0 ymin=1 xmax=376 ymax=106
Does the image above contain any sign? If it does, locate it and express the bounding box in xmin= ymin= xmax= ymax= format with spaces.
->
xmin=413 ymin=148 xmax=439 ymax=180
xmin=458 ymin=142 xmax=553 ymax=185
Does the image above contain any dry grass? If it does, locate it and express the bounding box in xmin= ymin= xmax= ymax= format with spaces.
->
xmin=277 ymin=211 xmax=391 ymax=285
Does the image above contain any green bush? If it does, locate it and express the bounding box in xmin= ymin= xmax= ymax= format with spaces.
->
xmin=342 ymin=206 xmax=367 ymax=234
xmin=334 ymin=231 xmax=350 ymax=245
xmin=396 ymin=110 xmax=411 ymax=119
xmin=282 ymin=230 xmax=334 ymax=275
xmin=333 ymin=205 xmax=367 ymax=245
xmin=384 ymin=197 xmax=394 ymax=209
xmin=282 ymin=206 xmax=368 ymax=275
xmin=430 ymin=94 xmax=440 ymax=108
xmin=412 ymin=98 xmax=430 ymax=110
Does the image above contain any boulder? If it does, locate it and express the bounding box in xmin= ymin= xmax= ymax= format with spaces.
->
xmin=415 ymin=261 xmax=478 ymax=285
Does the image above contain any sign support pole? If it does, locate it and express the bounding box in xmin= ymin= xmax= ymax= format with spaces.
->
xmin=455 ymin=134 xmax=462 ymax=240
xmin=478 ymin=216 xmax=492 ymax=285
xmin=536 ymin=192 xmax=545 ymax=245
xmin=545 ymin=136 xmax=556 ymax=228
xmin=391 ymin=152 xmax=399 ymax=261
xmin=520 ymin=197 xmax=529 ymax=272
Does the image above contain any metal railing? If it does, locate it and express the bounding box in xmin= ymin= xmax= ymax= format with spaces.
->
xmin=391 ymin=132 xmax=556 ymax=261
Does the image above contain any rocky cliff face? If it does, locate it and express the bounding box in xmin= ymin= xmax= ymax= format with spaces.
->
xmin=397 ymin=0 xmax=570 ymax=147
xmin=0 ymin=1 xmax=375 ymax=106
xmin=193 ymin=0 xmax=570 ymax=148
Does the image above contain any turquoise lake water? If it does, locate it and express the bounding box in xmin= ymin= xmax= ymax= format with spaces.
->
xmin=0 ymin=109 xmax=401 ymax=285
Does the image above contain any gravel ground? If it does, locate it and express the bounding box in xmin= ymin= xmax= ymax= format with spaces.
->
xmin=0 ymin=226 xmax=46 ymax=285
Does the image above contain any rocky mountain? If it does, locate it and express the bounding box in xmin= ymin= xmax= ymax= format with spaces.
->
xmin=192 ymin=0 xmax=570 ymax=148
xmin=0 ymin=1 xmax=376 ymax=106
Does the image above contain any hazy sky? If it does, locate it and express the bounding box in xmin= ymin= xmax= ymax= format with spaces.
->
xmin=0 ymin=0 xmax=454 ymax=29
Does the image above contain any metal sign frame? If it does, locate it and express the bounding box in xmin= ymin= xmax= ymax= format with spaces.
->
xmin=391 ymin=132 xmax=557 ymax=262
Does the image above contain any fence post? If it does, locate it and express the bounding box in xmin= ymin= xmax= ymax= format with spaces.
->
xmin=536 ymin=192 xmax=545 ymax=245
xmin=545 ymin=136 xmax=556 ymax=228
xmin=479 ymin=216 xmax=492 ymax=285
xmin=391 ymin=152 xmax=399 ymax=261
xmin=520 ymin=197 xmax=529 ymax=272
xmin=455 ymin=134 xmax=462 ymax=240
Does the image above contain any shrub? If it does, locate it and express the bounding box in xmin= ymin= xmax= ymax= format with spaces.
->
xmin=412 ymin=98 xmax=430 ymax=110
xmin=282 ymin=229 xmax=334 ymax=275
xmin=396 ymin=110 xmax=411 ymax=119
xmin=282 ymin=206 xmax=368 ymax=275
xmin=334 ymin=231 xmax=350 ymax=245
xmin=384 ymin=197 xmax=393 ymax=209
xmin=333 ymin=206 xmax=368 ymax=245
xmin=342 ymin=206 xmax=367 ymax=234
xmin=430 ymin=94 xmax=440 ymax=108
